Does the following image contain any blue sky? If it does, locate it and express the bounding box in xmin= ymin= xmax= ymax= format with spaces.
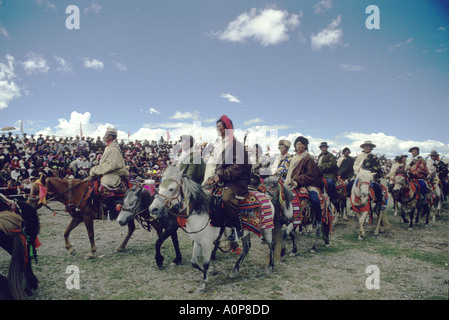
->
xmin=1 ymin=0 xmax=448 ymax=157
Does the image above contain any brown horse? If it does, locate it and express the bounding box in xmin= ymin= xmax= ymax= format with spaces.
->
xmin=28 ymin=174 xmax=132 ymax=259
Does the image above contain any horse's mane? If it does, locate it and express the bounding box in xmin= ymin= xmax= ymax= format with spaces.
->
xmin=162 ymin=166 xmax=210 ymax=213
xmin=264 ymin=176 xmax=293 ymax=210
xmin=0 ymin=210 xmax=23 ymax=234
xmin=356 ymin=169 xmax=374 ymax=182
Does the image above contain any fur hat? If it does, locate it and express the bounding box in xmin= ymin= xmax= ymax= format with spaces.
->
xmin=278 ymin=139 xmax=291 ymax=149
xmin=408 ymin=147 xmax=419 ymax=153
xmin=294 ymin=136 xmax=309 ymax=150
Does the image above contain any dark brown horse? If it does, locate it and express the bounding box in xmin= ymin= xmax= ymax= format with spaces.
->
xmin=28 ymin=174 xmax=131 ymax=259
xmin=0 ymin=195 xmax=40 ymax=300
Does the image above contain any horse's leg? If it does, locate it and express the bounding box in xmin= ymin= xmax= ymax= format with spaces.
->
xmin=357 ymin=212 xmax=368 ymax=240
xmin=262 ymin=229 xmax=274 ymax=274
xmin=321 ymin=221 xmax=330 ymax=247
xmin=64 ymin=217 xmax=82 ymax=256
xmin=310 ymin=221 xmax=322 ymax=252
xmin=230 ymin=233 xmax=251 ymax=278
xmin=170 ymin=226 xmax=182 ymax=266
xmin=195 ymin=239 xmax=216 ymax=294
xmin=115 ymin=219 xmax=136 ymax=252
xmin=155 ymin=228 xmax=171 ymax=269
xmin=83 ymin=212 xmax=97 ymax=259
xmin=211 ymin=226 xmax=225 ymax=261
xmin=409 ymin=207 xmax=414 ymax=230
xmin=285 ymin=223 xmax=297 ymax=256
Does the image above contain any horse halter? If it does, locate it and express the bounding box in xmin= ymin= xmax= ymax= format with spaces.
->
xmin=121 ymin=187 xmax=146 ymax=218
xmin=155 ymin=178 xmax=184 ymax=211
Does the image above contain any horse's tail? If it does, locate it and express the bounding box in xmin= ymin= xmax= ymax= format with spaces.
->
xmin=8 ymin=233 xmax=28 ymax=300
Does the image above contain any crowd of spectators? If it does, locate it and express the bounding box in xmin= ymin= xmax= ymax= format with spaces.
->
xmin=0 ymin=131 xmax=178 ymax=197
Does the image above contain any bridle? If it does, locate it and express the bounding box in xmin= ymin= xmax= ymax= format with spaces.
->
xmin=154 ymin=178 xmax=210 ymax=234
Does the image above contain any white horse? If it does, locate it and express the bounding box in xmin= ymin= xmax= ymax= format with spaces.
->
xmin=149 ymin=166 xmax=277 ymax=293
xmin=430 ymin=180 xmax=443 ymax=221
xmin=350 ymin=170 xmax=390 ymax=240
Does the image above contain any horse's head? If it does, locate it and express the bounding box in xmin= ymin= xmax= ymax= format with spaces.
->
xmin=392 ymin=173 xmax=406 ymax=200
xmin=263 ymin=176 xmax=294 ymax=219
xmin=27 ymin=174 xmax=48 ymax=209
xmin=352 ymin=170 xmax=374 ymax=203
xmin=117 ymin=185 xmax=144 ymax=226
xmin=149 ymin=165 xmax=210 ymax=219
xmin=149 ymin=166 xmax=184 ymax=219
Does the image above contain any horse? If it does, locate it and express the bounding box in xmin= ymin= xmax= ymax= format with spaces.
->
xmin=0 ymin=194 xmax=40 ymax=300
xmin=392 ymin=172 xmax=430 ymax=229
xmin=28 ymin=174 xmax=129 ymax=259
xmin=350 ymin=170 xmax=390 ymax=240
xmin=149 ymin=166 xmax=276 ymax=294
xmin=323 ymin=177 xmax=349 ymax=224
xmin=429 ymin=179 xmax=444 ymax=221
xmin=263 ymin=176 xmax=297 ymax=257
xmin=116 ymin=183 xmax=183 ymax=269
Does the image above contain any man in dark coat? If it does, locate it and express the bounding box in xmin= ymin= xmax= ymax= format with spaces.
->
xmin=317 ymin=142 xmax=339 ymax=207
xmin=205 ymin=115 xmax=251 ymax=241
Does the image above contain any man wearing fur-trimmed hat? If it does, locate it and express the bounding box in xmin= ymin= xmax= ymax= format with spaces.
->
xmin=270 ymin=139 xmax=293 ymax=180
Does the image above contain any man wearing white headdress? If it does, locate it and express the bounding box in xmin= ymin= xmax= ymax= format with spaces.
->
xmin=90 ymin=127 xmax=129 ymax=191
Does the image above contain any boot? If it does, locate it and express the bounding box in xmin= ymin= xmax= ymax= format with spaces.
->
xmin=227 ymin=224 xmax=244 ymax=241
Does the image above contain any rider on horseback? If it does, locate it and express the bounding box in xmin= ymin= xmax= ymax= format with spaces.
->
xmin=406 ymin=147 xmax=429 ymax=203
xmin=349 ymin=140 xmax=384 ymax=205
xmin=89 ymin=127 xmax=129 ymax=220
xmin=317 ymin=142 xmax=339 ymax=208
xmin=285 ymin=136 xmax=324 ymax=221
xmin=271 ymin=139 xmax=293 ymax=180
xmin=204 ymin=115 xmax=251 ymax=241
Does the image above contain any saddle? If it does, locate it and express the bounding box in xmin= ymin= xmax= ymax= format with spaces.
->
xmin=91 ymin=177 xmax=130 ymax=199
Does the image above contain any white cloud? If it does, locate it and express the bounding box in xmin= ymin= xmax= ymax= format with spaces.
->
xmin=314 ymin=0 xmax=333 ymax=14
xmin=113 ymin=61 xmax=127 ymax=71
xmin=148 ymin=107 xmax=160 ymax=115
xmin=36 ymin=0 xmax=57 ymax=11
xmin=54 ymin=55 xmax=71 ymax=73
xmin=388 ymin=38 xmax=413 ymax=52
xmin=244 ymin=118 xmax=264 ymax=126
xmin=220 ymin=93 xmax=241 ymax=103
xmin=438 ymin=26 xmax=447 ymax=32
xmin=84 ymin=3 xmax=102 ymax=15
xmin=215 ymin=7 xmax=301 ymax=46
xmin=169 ymin=111 xmax=200 ymax=120
xmin=311 ymin=15 xmax=344 ymax=50
xmin=0 ymin=26 xmax=8 ymax=39
xmin=336 ymin=63 xmax=366 ymax=71
xmin=22 ymin=52 xmax=49 ymax=74
xmin=83 ymin=57 xmax=104 ymax=71
xmin=0 ymin=54 xmax=21 ymax=110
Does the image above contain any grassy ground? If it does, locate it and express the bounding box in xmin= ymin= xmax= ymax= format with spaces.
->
xmin=1 ymin=200 xmax=448 ymax=300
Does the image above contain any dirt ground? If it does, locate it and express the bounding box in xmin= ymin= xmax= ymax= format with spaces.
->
xmin=1 ymin=199 xmax=448 ymax=301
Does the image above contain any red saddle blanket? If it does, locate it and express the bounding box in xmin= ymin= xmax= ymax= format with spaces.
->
xmin=238 ymin=191 xmax=274 ymax=237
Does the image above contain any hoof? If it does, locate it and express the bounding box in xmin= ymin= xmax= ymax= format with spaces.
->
xmin=358 ymin=235 xmax=364 ymax=241
xmin=208 ymin=266 xmax=218 ymax=276
xmin=67 ymin=247 xmax=76 ymax=256
xmin=289 ymin=252 xmax=297 ymax=257
xmin=229 ymin=270 xmax=240 ymax=279
xmin=115 ymin=246 xmax=125 ymax=253
xmin=195 ymin=284 xmax=206 ymax=294
xmin=265 ymin=267 xmax=273 ymax=274
xmin=309 ymin=248 xmax=316 ymax=254
xmin=85 ymin=252 xmax=96 ymax=260
xmin=325 ymin=243 xmax=330 ymax=248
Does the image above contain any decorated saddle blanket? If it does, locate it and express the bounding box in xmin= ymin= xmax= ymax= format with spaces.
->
xmin=238 ymin=191 xmax=274 ymax=237
xmin=91 ymin=178 xmax=130 ymax=198
xmin=290 ymin=187 xmax=309 ymax=226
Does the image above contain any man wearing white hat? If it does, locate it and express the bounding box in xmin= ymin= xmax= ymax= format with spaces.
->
xmin=90 ymin=128 xmax=129 ymax=219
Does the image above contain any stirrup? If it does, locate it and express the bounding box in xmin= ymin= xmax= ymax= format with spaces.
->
xmin=227 ymin=228 xmax=244 ymax=241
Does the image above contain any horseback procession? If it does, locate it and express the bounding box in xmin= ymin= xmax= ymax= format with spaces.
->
xmin=1 ymin=115 xmax=448 ymax=299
